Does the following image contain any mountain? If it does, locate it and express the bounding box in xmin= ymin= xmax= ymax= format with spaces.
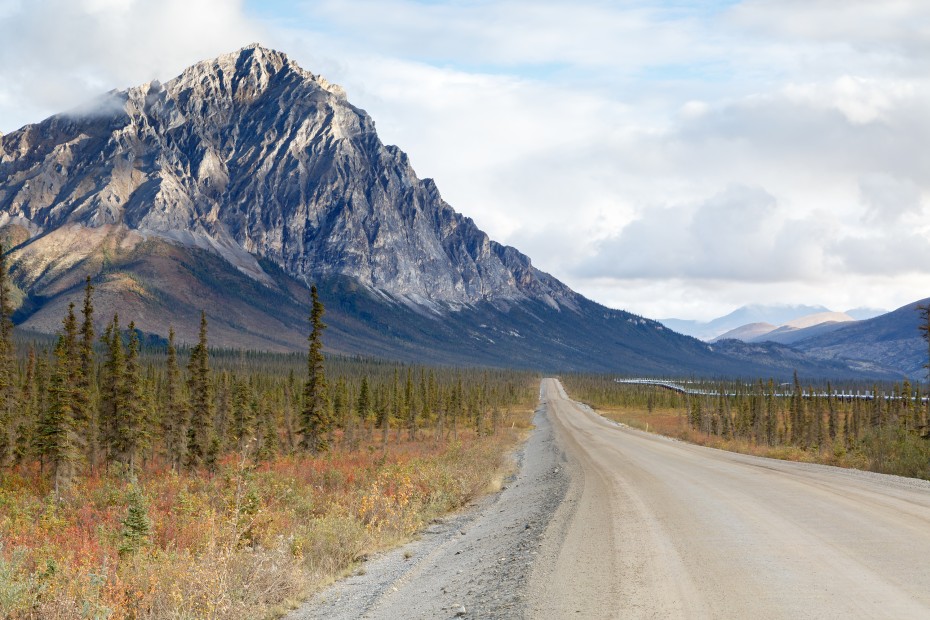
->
xmin=0 ymin=45 xmax=884 ymax=376
xmin=789 ymin=299 xmax=928 ymax=378
xmin=662 ymin=304 xmax=830 ymax=341
xmin=711 ymin=311 xmax=857 ymax=346
xmin=712 ymin=322 xmax=777 ymax=343
xmin=745 ymin=311 xmax=855 ymax=346
xmin=845 ymin=307 xmax=887 ymax=321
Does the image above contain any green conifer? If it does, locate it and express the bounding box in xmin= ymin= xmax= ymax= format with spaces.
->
xmin=117 ymin=323 xmax=146 ymax=472
xmin=118 ymin=485 xmax=151 ymax=557
xmin=99 ymin=315 xmax=125 ymax=467
xmin=44 ymin=333 xmax=79 ymax=497
xmin=0 ymin=243 xmax=15 ymax=465
xmin=76 ymin=277 xmax=97 ymax=465
xmin=163 ymin=328 xmax=188 ymax=471
xmin=186 ymin=311 xmax=213 ymax=469
xmin=300 ymin=285 xmax=329 ymax=452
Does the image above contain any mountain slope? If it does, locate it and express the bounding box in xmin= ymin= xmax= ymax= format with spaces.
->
xmin=790 ymin=299 xmax=928 ymax=378
xmin=740 ymin=311 xmax=856 ymax=345
xmin=712 ymin=322 xmax=777 ymax=343
xmin=0 ymin=44 xmax=574 ymax=314
xmin=662 ymin=304 xmax=830 ymax=341
xmin=0 ymin=45 xmax=884 ymax=377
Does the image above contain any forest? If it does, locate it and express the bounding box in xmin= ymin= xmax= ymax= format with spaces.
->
xmin=563 ymin=372 xmax=930 ymax=479
xmin=0 ymin=251 xmax=539 ymax=619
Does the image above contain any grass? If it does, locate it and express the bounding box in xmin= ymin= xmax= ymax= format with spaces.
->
xmin=594 ymin=404 xmax=874 ymax=470
xmin=0 ymin=418 xmax=533 ymax=619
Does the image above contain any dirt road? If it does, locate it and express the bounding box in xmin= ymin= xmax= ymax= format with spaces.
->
xmin=295 ymin=379 xmax=930 ymax=618
xmin=530 ymin=378 xmax=930 ymax=618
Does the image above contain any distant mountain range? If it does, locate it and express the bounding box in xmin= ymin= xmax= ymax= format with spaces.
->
xmin=789 ymin=299 xmax=929 ymax=379
xmin=0 ymin=45 xmax=911 ymax=378
xmin=662 ymin=304 xmax=833 ymax=342
xmin=663 ymin=305 xmax=887 ymax=342
xmin=713 ymin=311 xmax=856 ymax=345
xmin=671 ymin=302 xmax=926 ymax=379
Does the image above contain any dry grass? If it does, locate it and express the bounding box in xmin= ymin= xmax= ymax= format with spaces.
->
xmin=0 ymin=415 xmax=533 ymax=619
xmin=595 ymin=405 xmax=873 ymax=470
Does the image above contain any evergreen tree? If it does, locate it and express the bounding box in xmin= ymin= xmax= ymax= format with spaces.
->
xmin=186 ymin=311 xmax=214 ymax=469
xmin=231 ymin=377 xmax=256 ymax=450
xmin=117 ymin=323 xmax=146 ymax=472
xmin=76 ymin=277 xmax=96 ymax=465
xmin=300 ymin=285 xmax=330 ymax=453
xmin=257 ymin=398 xmax=278 ymax=461
xmin=919 ymin=304 xmax=930 ymax=428
xmin=98 ymin=315 xmax=125 ymax=467
xmin=15 ymin=347 xmax=38 ymax=464
xmin=356 ymin=375 xmax=372 ymax=446
xmin=163 ymin=328 xmax=188 ymax=472
xmin=43 ymin=334 xmax=79 ymax=497
xmin=118 ymin=485 xmax=151 ymax=557
xmin=765 ymin=380 xmax=777 ymax=446
xmin=0 ymin=243 xmax=15 ymax=466
xmin=32 ymin=350 xmax=51 ymax=471
xmin=405 ymin=369 xmax=416 ymax=440
xmin=789 ymin=371 xmax=804 ymax=445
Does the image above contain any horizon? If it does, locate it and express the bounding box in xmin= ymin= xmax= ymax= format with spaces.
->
xmin=1 ymin=1 xmax=928 ymax=322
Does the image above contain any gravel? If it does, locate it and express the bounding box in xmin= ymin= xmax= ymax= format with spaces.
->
xmin=287 ymin=398 xmax=568 ymax=620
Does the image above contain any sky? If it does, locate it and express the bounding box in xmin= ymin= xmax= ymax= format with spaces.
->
xmin=1 ymin=0 xmax=929 ymax=321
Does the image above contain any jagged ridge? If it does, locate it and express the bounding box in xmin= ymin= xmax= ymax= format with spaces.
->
xmin=0 ymin=44 xmax=575 ymax=312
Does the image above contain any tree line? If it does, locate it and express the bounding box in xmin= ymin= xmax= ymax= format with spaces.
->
xmin=564 ymin=371 xmax=930 ymax=478
xmin=0 ymin=247 xmax=535 ymax=497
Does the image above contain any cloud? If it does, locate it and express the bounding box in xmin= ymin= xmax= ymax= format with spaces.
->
xmin=0 ymin=0 xmax=261 ymax=131
xmin=4 ymin=0 xmax=930 ymax=321
xmin=858 ymin=172 xmax=924 ymax=223
xmin=577 ymin=185 xmax=830 ymax=282
xmin=729 ymin=0 xmax=930 ymax=56
xmin=269 ymin=2 xmax=930 ymax=320
xmin=296 ymin=0 xmax=710 ymax=71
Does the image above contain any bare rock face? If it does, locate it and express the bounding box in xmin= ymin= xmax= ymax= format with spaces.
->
xmin=0 ymin=44 xmax=577 ymax=312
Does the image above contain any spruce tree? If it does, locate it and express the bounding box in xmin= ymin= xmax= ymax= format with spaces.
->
xmin=15 ymin=347 xmax=38 ymax=464
xmin=44 ymin=334 xmax=79 ymax=497
xmin=186 ymin=311 xmax=213 ymax=470
xmin=789 ymin=371 xmax=804 ymax=445
xmin=405 ymin=369 xmax=416 ymax=440
xmin=257 ymin=398 xmax=278 ymax=461
xmin=118 ymin=485 xmax=151 ymax=557
xmin=919 ymin=304 xmax=930 ymax=428
xmin=300 ymin=285 xmax=329 ymax=453
xmin=356 ymin=375 xmax=371 ymax=446
xmin=99 ymin=315 xmax=125 ymax=467
xmin=163 ymin=328 xmax=188 ymax=471
xmin=0 ymin=243 xmax=16 ymax=465
xmin=77 ymin=277 xmax=96 ymax=465
xmin=232 ymin=377 xmax=256 ymax=450
xmin=117 ymin=323 xmax=146 ymax=472
xmin=32 ymin=350 xmax=51 ymax=471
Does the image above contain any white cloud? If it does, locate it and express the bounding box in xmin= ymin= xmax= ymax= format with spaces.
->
xmin=578 ymin=185 xmax=831 ymax=282
xmin=858 ymin=172 xmax=924 ymax=223
xmin=3 ymin=0 xmax=930 ymax=322
xmin=0 ymin=0 xmax=261 ymax=131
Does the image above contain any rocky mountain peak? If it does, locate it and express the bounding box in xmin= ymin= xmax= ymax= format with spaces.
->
xmin=0 ymin=45 xmax=578 ymax=312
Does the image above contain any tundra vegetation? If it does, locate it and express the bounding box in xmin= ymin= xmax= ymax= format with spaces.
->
xmin=0 ymin=247 xmax=536 ymax=619
xmin=564 ymin=371 xmax=930 ymax=479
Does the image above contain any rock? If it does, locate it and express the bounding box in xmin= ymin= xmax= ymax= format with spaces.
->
xmin=0 ymin=44 xmax=579 ymax=313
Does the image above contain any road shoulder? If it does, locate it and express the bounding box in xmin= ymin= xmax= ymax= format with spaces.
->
xmin=288 ymin=393 xmax=569 ymax=619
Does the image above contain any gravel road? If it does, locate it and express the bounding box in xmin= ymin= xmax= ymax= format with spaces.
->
xmin=288 ymin=383 xmax=569 ymax=619
xmin=293 ymin=378 xmax=930 ymax=619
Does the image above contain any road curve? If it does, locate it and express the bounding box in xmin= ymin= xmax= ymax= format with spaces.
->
xmin=529 ymin=378 xmax=930 ymax=619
